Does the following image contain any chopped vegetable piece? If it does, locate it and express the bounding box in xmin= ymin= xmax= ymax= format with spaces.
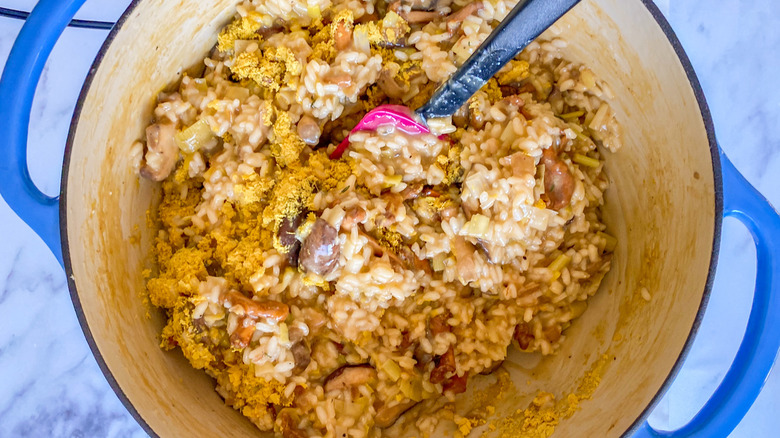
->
xmin=400 ymin=378 xmax=424 ymax=401
xmin=279 ymin=322 xmax=289 ymax=345
xmin=461 ymin=214 xmax=490 ymax=238
xmin=382 ymin=359 xmax=402 ymax=382
xmin=597 ymin=231 xmax=618 ymax=252
xmin=548 ymin=253 xmax=572 ymax=275
xmin=573 ymin=153 xmax=600 ymax=168
xmin=559 ymin=110 xmax=585 ymax=120
xmin=383 ymin=174 xmax=403 ymax=188
xmin=431 ymin=253 xmax=446 ymax=272
xmin=175 ymin=119 xmax=215 ymax=154
xmin=225 ymin=85 xmax=250 ymax=101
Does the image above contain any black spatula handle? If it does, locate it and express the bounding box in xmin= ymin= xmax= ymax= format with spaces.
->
xmin=416 ymin=0 xmax=581 ymax=121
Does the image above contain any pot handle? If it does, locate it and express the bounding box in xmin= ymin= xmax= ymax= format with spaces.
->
xmin=0 ymin=0 xmax=89 ymax=267
xmin=634 ymin=149 xmax=780 ymax=437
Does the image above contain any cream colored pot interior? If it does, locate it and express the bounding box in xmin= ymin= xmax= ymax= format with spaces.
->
xmin=64 ymin=0 xmax=716 ymax=436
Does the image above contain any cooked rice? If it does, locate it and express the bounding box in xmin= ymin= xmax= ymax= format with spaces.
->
xmin=140 ymin=0 xmax=621 ymax=436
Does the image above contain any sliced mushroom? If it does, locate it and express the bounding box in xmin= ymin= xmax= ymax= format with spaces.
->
xmin=224 ymin=291 xmax=290 ymax=322
xmin=230 ymin=316 xmax=256 ymax=349
xmin=452 ymin=102 xmax=470 ymax=127
xmin=375 ymin=399 xmax=419 ymax=428
xmin=402 ymin=0 xmax=453 ymax=12
xmin=541 ymin=147 xmax=575 ymax=210
xmin=513 ymin=321 xmax=535 ymax=350
xmin=334 ymin=19 xmax=353 ymax=51
xmin=340 ymin=207 xmax=366 ymax=231
xmin=429 ymin=346 xmax=456 ymax=384
xmin=442 ymin=372 xmax=468 ymax=394
xmin=278 ymin=210 xmax=308 ymax=267
xmin=291 ymin=341 xmax=312 ymax=374
xmin=501 ymin=151 xmax=535 ymax=178
xmin=140 ymin=123 xmax=178 ymax=181
xmin=378 ymin=63 xmax=408 ymax=100
xmin=278 ymin=409 xmax=308 ymax=438
xmin=300 ymin=218 xmax=341 ymax=276
xmin=297 ymin=115 xmax=321 ymax=146
xmin=324 ymin=364 xmax=377 ymax=392
xmin=450 ymin=237 xmax=479 ymax=284
xmin=429 ymin=313 xmax=451 ymax=336
xmin=445 ymin=2 xmax=483 ymax=35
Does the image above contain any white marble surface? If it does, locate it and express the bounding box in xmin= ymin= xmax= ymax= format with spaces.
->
xmin=0 ymin=0 xmax=777 ymax=436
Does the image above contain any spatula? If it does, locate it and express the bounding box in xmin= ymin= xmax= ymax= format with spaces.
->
xmin=330 ymin=0 xmax=581 ymax=159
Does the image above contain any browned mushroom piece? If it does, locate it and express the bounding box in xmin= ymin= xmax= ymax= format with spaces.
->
xmin=297 ymin=115 xmax=321 ymax=146
xmin=452 ymin=102 xmax=470 ymax=127
xmin=278 ymin=210 xmax=308 ymax=267
xmin=513 ymin=321 xmax=535 ymax=350
xmin=334 ymin=19 xmax=353 ymax=51
xmin=402 ymin=9 xmax=445 ymax=23
xmin=278 ymin=409 xmax=308 ymax=438
xmin=324 ymin=364 xmax=377 ymax=392
xmin=402 ymin=0 xmax=453 ymax=11
xmin=429 ymin=346 xmax=456 ymax=384
xmin=290 ymin=341 xmax=312 ymax=374
xmin=445 ymin=2 xmax=483 ymax=35
xmin=541 ymin=147 xmax=575 ymax=210
xmin=374 ymin=399 xmax=419 ymax=428
xmin=502 ymin=151 xmax=535 ymax=178
xmin=340 ymin=207 xmax=367 ymax=231
xmin=140 ymin=123 xmax=178 ymax=181
xmin=378 ymin=63 xmax=408 ymax=100
xmin=450 ymin=237 xmax=479 ymax=284
xmin=230 ymin=316 xmax=257 ymax=349
xmin=224 ymin=291 xmax=290 ymax=323
xmin=544 ymin=324 xmax=562 ymax=344
xmin=429 ymin=312 xmax=451 ymax=336
xmin=300 ymin=218 xmax=341 ymax=276
xmin=442 ymin=372 xmax=468 ymax=394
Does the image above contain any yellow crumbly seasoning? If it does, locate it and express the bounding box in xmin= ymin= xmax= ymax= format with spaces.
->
xmin=148 ymin=177 xmax=289 ymax=414
xmin=497 ymin=60 xmax=531 ymax=85
xmin=263 ymin=150 xmax=353 ymax=229
xmin=270 ymin=110 xmax=305 ymax=167
xmin=481 ymin=78 xmax=504 ymax=103
xmin=358 ymin=11 xmax=410 ymax=47
xmin=217 ymin=12 xmax=267 ymax=52
xmin=229 ymin=46 xmax=301 ymax=92
xmin=495 ymin=354 xmax=611 ymax=438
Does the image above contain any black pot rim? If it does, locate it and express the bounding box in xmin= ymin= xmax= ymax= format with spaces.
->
xmin=59 ymin=1 xmax=723 ymax=436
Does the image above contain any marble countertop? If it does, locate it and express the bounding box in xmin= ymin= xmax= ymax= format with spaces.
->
xmin=0 ymin=0 xmax=777 ymax=436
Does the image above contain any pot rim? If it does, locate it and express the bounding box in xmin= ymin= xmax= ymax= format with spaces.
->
xmin=59 ymin=1 xmax=724 ymax=436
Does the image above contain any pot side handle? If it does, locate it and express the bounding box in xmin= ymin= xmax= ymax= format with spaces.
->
xmin=634 ymin=149 xmax=780 ymax=437
xmin=0 ymin=0 xmax=89 ymax=267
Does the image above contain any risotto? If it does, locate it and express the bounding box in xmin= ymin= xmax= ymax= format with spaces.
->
xmin=138 ymin=0 xmax=621 ymax=436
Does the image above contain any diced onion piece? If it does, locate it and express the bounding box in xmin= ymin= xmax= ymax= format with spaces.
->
xmin=431 ymin=254 xmax=446 ymax=272
xmin=559 ymin=110 xmax=585 ymax=120
xmin=225 ymin=85 xmax=250 ymax=101
xmin=462 ymin=214 xmax=489 ymax=238
xmin=382 ymin=359 xmax=402 ymax=382
xmin=382 ymin=174 xmax=403 ymax=188
xmin=233 ymin=40 xmax=254 ymax=54
xmin=581 ymin=69 xmax=597 ymax=89
xmin=597 ymin=231 xmax=617 ymax=252
xmin=307 ymin=4 xmax=321 ymax=19
xmin=400 ymin=378 xmax=424 ymax=402
xmin=548 ymin=253 xmax=572 ymax=274
xmin=175 ymin=119 xmax=215 ymax=154
xmin=279 ymin=322 xmax=289 ymax=345
xmin=573 ymin=153 xmax=600 ymax=168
